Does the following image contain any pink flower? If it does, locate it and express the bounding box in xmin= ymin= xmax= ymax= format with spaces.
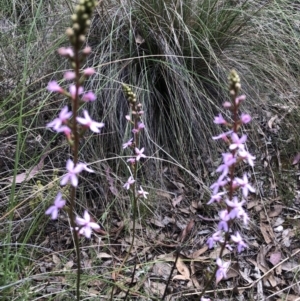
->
xmin=46 ymin=106 xmax=72 ymax=131
xmin=240 ymin=113 xmax=251 ymax=124
xmin=216 ymin=153 xmax=236 ymax=179
xmin=69 ymin=84 xmax=84 ymax=99
xmin=235 ymin=94 xmax=246 ymax=105
xmin=123 ymin=176 xmax=135 ymax=190
xmin=229 ymin=133 xmax=247 ymax=150
xmin=61 ymin=159 xmax=93 ymax=187
xmin=57 ymin=125 xmax=72 ymax=139
xmin=82 ymin=46 xmax=91 ymax=54
xmin=83 ymin=67 xmax=95 ymax=76
xmin=216 ymin=258 xmax=230 ymax=284
xmin=76 ymin=210 xmax=100 ymax=239
xmin=223 ymin=101 xmax=231 ymax=108
xmin=76 ymin=110 xmax=104 ymax=133
xmin=64 ymin=71 xmax=75 ymax=80
xmin=82 ymin=91 xmax=96 ymax=102
xmin=123 ymin=138 xmax=133 ymax=149
xmin=57 ymin=47 xmax=74 ymax=57
xmin=135 ymin=147 xmax=146 ymax=161
xmin=238 ymin=149 xmax=255 ymax=167
xmin=47 ymin=81 xmax=64 ymax=93
xmin=45 ymin=192 xmax=66 ymax=219
xmin=235 ymin=174 xmax=255 ymax=197
xmin=127 ymin=158 xmax=136 ymax=164
xmin=138 ymin=186 xmax=149 ymax=199
xmin=214 ymin=113 xmax=227 ymax=125
xmin=231 ymin=232 xmax=247 ymax=253
xmin=212 ymin=130 xmax=232 ymax=141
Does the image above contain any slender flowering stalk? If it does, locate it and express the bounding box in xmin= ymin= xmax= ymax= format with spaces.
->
xmin=44 ymin=1 xmax=100 ymax=300
xmin=110 ymin=84 xmax=148 ymax=299
xmin=199 ymin=70 xmax=255 ymax=299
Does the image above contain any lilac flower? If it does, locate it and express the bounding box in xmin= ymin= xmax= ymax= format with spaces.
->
xmin=76 ymin=110 xmax=104 ymax=133
xmin=231 ymin=232 xmax=247 ymax=253
xmin=45 ymin=192 xmax=66 ymax=219
xmin=123 ymin=176 xmax=135 ymax=190
xmin=61 ymin=159 xmax=93 ymax=187
xmin=207 ymin=191 xmax=226 ymax=205
xmin=47 ymin=81 xmax=64 ymax=93
xmin=214 ymin=113 xmax=227 ymax=125
xmin=46 ymin=106 xmax=72 ymax=131
xmin=201 ymin=297 xmax=211 ymax=301
xmin=240 ymin=113 xmax=251 ymax=124
xmin=132 ymin=122 xmax=145 ymax=133
xmin=210 ymin=177 xmax=227 ymax=195
xmin=69 ymin=84 xmax=84 ymax=99
xmin=235 ymin=174 xmax=255 ymax=197
xmin=123 ymin=138 xmax=133 ymax=149
xmin=207 ymin=230 xmax=223 ymax=248
xmin=135 ymin=147 xmax=146 ymax=161
xmin=238 ymin=149 xmax=255 ymax=167
xmin=225 ymin=197 xmax=246 ymax=220
xmin=216 ymin=258 xmax=230 ymax=284
xmin=82 ymin=91 xmax=96 ymax=102
xmin=229 ymin=133 xmax=247 ymax=151
xmin=218 ymin=210 xmax=230 ymax=232
xmin=76 ymin=210 xmax=100 ymax=239
xmin=138 ymin=186 xmax=149 ymax=199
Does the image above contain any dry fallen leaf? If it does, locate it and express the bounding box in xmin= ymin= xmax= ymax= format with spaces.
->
xmin=190 ymin=245 xmax=208 ymax=259
xmin=97 ymin=252 xmax=112 ymax=259
xmin=173 ymin=256 xmax=190 ymax=280
xmin=172 ymin=194 xmax=184 ymax=207
xmin=267 ymin=205 xmax=283 ymax=217
xmin=8 ymin=151 xmax=48 ymax=183
xmin=178 ymin=219 xmax=194 ymax=243
xmin=260 ymin=222 xmax=274 ymax=244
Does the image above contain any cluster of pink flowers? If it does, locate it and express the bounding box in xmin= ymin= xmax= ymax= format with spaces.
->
xmin=45 ymin=46 xmax=103 ymax=239
xmin=206 ymin=88 xmax=255 ymax=284
xmin=121 ymin=85 xmax=148 ymax=198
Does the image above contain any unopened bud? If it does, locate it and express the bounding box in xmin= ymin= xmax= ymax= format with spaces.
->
xmin=66 ymin=27 xmax=74 ymax=37
xmin=79 ymin=35 xmax=86 ymax=42
xmin=73 ymin=23 xmax=80 ymax=31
